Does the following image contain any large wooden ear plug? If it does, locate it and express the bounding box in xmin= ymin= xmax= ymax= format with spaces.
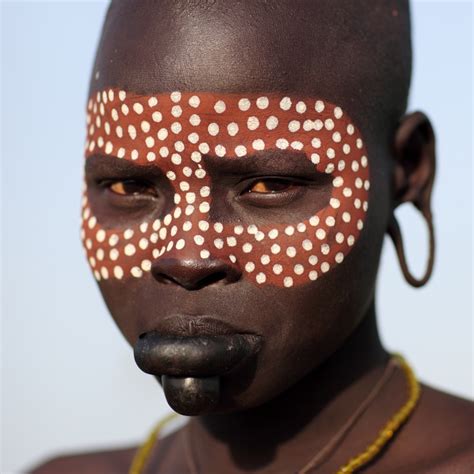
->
xmin=161 ymin=376 xmax=220 ymax=416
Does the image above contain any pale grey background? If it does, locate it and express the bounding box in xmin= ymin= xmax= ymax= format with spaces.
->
xmin=1 ymin=1 xmax=472 ymax=473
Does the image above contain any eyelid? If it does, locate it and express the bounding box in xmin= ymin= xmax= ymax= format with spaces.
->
xmin=237 ymin=186 xmax=305 ymax=209
xmin=240 ymin=173 xmax=315 ymax=184
xmin=98 ymin=178 xmax=159 ymax=198
xmin=236 ymin=175 xmax=309 ymax=205
xmin=239 ymin=175 xmax=315 ymax=190
xmin=97 ymin=176 xmax=154 ymax=186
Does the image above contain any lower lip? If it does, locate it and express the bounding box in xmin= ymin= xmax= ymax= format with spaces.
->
xmin=134 ymin=332 xmax=262 ymax=378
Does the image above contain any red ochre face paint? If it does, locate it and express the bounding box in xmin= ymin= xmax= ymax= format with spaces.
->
xmin=81 ymin=89 xmax=370 ymax=288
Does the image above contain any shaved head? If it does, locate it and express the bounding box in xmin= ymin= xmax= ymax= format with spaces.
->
xmin=90 ymin=0 xmax=411 ymax=138
xmin=82 ymin=0 xmax=428 ymax=417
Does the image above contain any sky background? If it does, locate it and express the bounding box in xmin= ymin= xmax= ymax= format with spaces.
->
xmin=1 ymin=1 xmax=472 ymax=473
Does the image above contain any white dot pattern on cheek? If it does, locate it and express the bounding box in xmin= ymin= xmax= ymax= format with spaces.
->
xmin=83 ymin=90 xmax=370 ymax=287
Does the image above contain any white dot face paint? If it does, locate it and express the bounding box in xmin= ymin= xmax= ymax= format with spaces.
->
xmin=82 ymin=89 xmax=370 ymax=287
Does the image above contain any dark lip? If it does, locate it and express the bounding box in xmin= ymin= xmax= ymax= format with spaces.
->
xmin=141 ymin=315 xmax=257 ymax=338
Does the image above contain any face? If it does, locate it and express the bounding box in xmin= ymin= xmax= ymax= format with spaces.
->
xmin=82 ymin=89 xmax=378 ymax=409
xmin=82 ymin=1 xmax=398 ymax=411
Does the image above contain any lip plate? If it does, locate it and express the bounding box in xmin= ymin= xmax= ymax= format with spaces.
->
xmin=135 ymin=332 xmax=262 ymax=377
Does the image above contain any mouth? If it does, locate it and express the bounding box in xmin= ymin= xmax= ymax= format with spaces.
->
xmin=133 ymin=316 xmax=263 ymax=415
xmin=135 ymin=315 xmax=262 ymax=377
xmin=146 ymin=314 xmax=252 ymax=337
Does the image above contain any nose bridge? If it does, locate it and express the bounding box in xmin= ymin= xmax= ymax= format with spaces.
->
xmin=161 ymin=150 xmax=214 ymax=261
xmin=149 ymin=146 xmax=242 ymax=289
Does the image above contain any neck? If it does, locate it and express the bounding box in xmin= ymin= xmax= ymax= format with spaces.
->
xmin=187 ymin=301 xmax=389 ymax=473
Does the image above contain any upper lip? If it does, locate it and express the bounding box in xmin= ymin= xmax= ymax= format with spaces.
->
xmin=140 ymin=315 xmax=253 ymax=338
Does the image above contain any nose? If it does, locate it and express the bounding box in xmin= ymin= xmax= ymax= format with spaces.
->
xmin=151 ymin=257 xmax=242 ymax=290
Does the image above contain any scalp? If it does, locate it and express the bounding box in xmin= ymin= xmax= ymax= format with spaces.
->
xmin=90 ymin=0 xmax=412 ymax=137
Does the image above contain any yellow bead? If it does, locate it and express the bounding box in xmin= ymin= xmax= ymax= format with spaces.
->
xmin=336 ymin=354 xmax=420 ymax=474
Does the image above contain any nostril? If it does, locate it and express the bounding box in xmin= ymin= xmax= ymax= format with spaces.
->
xmin=151 ymin=257 xmax=242 ymax=290
xmin=196 ymin=271 xmax=228 ymax=288
xmin=153 ymin=272 xmax=181 ymax=286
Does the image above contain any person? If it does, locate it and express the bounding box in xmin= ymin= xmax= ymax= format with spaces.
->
xmin=31 ymin=1 xmax=473 ymax=472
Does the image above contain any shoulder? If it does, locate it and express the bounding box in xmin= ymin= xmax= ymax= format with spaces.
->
xmin=28 ymin=427 xmax=185 ymax=474
xmin=416 ymin=384 xmax=473 ymax=471
xmin=415 ymin=382 xmax=472 ymax=423
xmin=28 ymin=445 xmax=138 ymax=474
xmin=379 ymin=383 xmax=473 ymax=473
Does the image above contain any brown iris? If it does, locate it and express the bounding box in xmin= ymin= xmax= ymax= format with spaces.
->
xmin=109 ymin=180 xmax=155 ymax=196
xmin=248 ymin=179 xmax=292 ymax=194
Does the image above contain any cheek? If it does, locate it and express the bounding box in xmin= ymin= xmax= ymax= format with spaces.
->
xmin=81 ymin=90 xmax=369 ymax=288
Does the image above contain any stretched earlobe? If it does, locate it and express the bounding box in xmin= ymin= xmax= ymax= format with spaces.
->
xmin=387 ymin=212 xmax=435 ymax=288
xmin=389 ymin=112 xmax=437 ymax=287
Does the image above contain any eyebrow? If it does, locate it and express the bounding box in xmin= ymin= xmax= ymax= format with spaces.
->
xmin=203 ymin=150 xmax=320 ymax=177
xmin=84 ymin=154 xmax=165 ymax=179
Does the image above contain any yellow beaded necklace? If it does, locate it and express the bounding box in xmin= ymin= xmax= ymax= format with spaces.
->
xmin=129 ymin=354 xmax=420 ymax=474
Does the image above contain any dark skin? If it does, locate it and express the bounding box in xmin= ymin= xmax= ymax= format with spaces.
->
xmin=31 ymin=1 xmax=473 ymax=472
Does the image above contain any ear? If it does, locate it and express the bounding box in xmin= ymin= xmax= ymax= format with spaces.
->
xmin=388 ymin=112 xmax=437 ymax=287
xmin=392 ymin=111 xmax=436 ymax=218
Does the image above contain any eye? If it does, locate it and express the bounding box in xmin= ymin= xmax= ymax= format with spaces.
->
xmin=237 ymin=177 xmax=307 ymax=208
xmin=107 ymin=179 xmax=157 ymax=197
xmin=245 ymin=178 xmax=294 ymax=194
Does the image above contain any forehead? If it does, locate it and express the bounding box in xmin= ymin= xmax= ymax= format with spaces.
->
xmin=90 ymin=1 xmax=410 ymax=137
